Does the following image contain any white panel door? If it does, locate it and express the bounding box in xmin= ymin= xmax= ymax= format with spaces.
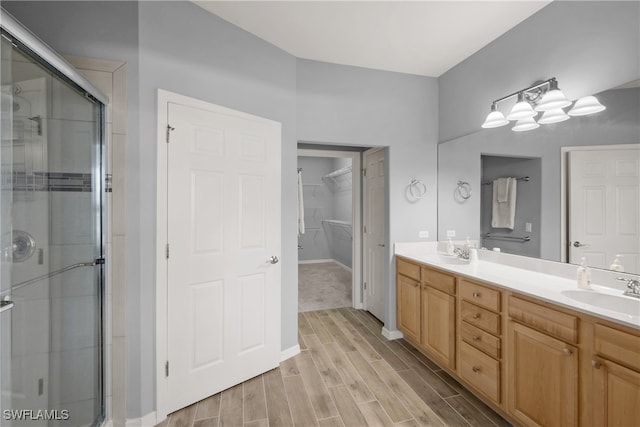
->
xmin=363 ymin=148 xmax=386 ymax=321
xmin=568 ymin=147 xmax=640 ymax=273
xmin=165 ymin=100 xmax=281 ymax=413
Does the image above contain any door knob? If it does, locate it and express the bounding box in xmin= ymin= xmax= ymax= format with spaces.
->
xmin=573 ymin=241 xmax=590 ymax=248
xmin=268 ymin=256 xmax=279 ymax=264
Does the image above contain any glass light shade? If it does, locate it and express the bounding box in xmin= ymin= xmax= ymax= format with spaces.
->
xmin=568 ymin=95 xmax=606 ymax=116
xmin=538 ymin=108 xmax=570 ymax=124
xmin=481 ymin=109 xmax=509 ymax=128
xmin=507 ymin=95 xmax=537 ymax=121
xmin=512 ymin=117 xmax=539 ymax=132
xmin=534 ymin=89 xmax=572 ymax=111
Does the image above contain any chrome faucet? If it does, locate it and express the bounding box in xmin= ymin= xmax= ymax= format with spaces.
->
xmin=453 ymin=247 xmax=470 ymax=260
xmin=618 ymin=277 xmax=640 ymax=299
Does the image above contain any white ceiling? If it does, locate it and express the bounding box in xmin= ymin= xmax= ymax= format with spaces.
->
xmin=193 ymin=1 xmax=551 ymax=77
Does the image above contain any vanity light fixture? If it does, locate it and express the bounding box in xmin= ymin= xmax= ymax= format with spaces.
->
xmin=481 ymin=77 xmax=605 ymax=132
xmin=568 ymin=95 xmax=607 ymax=116
xmin=481 ymin=103 xmax=509 ymax=128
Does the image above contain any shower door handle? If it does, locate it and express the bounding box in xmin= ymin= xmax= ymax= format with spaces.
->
xmin=0 ymin=299 xmax=14 ymax=313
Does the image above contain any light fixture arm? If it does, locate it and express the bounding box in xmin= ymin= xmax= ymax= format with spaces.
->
xmin=489 ymin=77 xmax=557 ymax=107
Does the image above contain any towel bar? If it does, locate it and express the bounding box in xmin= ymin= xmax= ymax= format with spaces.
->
xmin=482 ymin=233 xmax=530 ymax=242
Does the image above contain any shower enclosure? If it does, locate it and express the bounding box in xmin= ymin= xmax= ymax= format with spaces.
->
xmin=1 ymin=11 xmax=105 ymax=427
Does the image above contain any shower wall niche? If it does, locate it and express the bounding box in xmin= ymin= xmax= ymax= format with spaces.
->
xmin=480 ymin=155 xmax=541 ymax=258
xmin=1 ymin=20 xmax=104 ymax=427
xmin=298 ymin=156 xmax=353 ymax=269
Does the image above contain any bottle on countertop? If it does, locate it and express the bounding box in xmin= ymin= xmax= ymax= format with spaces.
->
xmin=610 ymin=255 xmax=625 ymax=272
xmin=446 ymin=238 xmax=455 ymax=255
xmin=577 ymin=257 xmax=591 ymax=290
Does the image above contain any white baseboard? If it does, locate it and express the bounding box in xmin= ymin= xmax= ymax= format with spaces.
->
xmin=381 ymin=327 xmax=403 ymax=340
xmin=332 ymin=259 xmax=352 ymax=272
xmin=298 ymin=259 xmax=334 ymax=265
xmin=281 ymin=344 xmax=301 ymax=362
xmin=123 ymin=411 xmax=157 ymax=427
xmin=298 ymin=258 xmax=353 ymax=272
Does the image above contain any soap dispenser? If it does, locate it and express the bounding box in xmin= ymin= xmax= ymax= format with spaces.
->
xmin=577 ymin=257 xmax=591 ymax=290
xmin=610 ymin=255 xmax=625 ymax=272
xmin=446 ymin=238 xmax=455 ymax=256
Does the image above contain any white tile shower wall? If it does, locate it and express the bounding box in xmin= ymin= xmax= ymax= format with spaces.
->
xmin=47 ymin=119 xmax=94 ymax=174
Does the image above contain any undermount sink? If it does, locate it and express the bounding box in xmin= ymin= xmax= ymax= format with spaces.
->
xmin=561 ymin=289 xmax=640 ymax=317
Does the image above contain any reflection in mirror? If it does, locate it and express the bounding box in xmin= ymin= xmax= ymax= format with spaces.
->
xmin=438 ymin=82 xmax=640 ymax=274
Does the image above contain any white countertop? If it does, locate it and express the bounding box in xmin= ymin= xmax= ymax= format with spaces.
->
xmin=395 ymin=242 xmax=640 ymax=330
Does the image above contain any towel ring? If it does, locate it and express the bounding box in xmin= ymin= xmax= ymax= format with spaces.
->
xmin=407 ymin=179 xmax=427 ymax=201
xmin=456 ymin=181 xmax=472 ymax=200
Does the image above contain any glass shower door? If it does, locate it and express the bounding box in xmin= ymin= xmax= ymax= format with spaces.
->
xmin=0 ymin=34 xmax=104 ymax=427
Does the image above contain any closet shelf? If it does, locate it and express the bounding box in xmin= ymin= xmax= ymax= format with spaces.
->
xmin=322 ymin=220 xmax=353 ymax=239
xmin=322 ymin=165 xmax=352 ymax=181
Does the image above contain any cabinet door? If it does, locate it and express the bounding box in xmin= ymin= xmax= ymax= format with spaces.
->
xmin=508 ymin=322 xmax=578 ymax=427
xmin=592 ymin=357 xmax=640 ymax=427
xmin=397 ymin=274 xmax=421 ymax=343
xmin=421 ymin=285 xmax=455 ymax=369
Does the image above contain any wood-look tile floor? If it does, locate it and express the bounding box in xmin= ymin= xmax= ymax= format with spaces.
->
xmin=159 ymin=308 xmax=512 ymax=427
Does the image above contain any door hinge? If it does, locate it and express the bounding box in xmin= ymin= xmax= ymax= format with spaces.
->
xmin=364 ymin=282 xmax=367 ymax=290
xmin=364 ymin=225 xmax=367 ymax=233
xmin=165 ymin=361 xmax=169 ymax=377
xmin=165 ymin=243 xmax=170 ymax=259
xmin=105 ymin=174 xmax=113 ymax=193
xmin=363 ymin=168 xmax=367 ymax=177
xmin=166 ymin=124 xmax=175 ymax=143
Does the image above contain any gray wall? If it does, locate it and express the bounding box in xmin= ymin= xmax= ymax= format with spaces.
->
xmin=296 ymin=59 xmax=439 ymax=331
xmin=480 ymin=156 xmax=542 ymax=258
xmin=439 ymin=1 xmax=640 ymax=143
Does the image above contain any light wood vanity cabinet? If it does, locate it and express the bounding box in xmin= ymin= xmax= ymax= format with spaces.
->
xmin=395 ymin=256 xmax=640 ymax=427
xmin=396 ymin=258 xmax=456 ymax=370
xmin=458 ymin=279 xmax=503 ymax=404
xmin=507 ymin=296 xmax=579 ymax=427
xmin=396 ymin=259 xmax=421 ymax=343
xmin=591 ymin=324 xmax=640 ymax=427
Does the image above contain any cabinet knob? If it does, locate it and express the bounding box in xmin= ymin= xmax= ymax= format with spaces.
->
xmin=472 ymin=366 xmax=482 ymax=373
xmin=563 ymin=348 xmax=573 ymax=356
xmin=472 ymin=313 xmax=481 ymax=320
xmin=472 ymin=336 xmax=481 ymax=342
xmin=592 ymin=360 xmax=602 ymax=369
xmin=472 ymin=292 xmax=481 ymax=298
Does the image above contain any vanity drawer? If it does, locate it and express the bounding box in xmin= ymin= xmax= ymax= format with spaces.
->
xmin=508 ymin=296 xmax=578 ymax=344
xmin=422 ymin=267 xmax=456 ymax=295
xmin=461 ymin=321 xmax=501 ymax=359
xmin=459 ymin=340 xmax=501 ymax=403
xmin=594 ymin=323 xmax=640 ymax=371
xmin=460 ymin=279 xmax=500 ymax=312
xmin=397 ymin=258 xmax=420 ymax=281
xmin=461 ymin=301 xmax=501 ymax=335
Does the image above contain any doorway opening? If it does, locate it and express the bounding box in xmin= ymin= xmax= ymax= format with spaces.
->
xmin=297 ymin=147 xmax=362 ymax=313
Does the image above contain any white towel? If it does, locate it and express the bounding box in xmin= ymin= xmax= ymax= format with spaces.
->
xmin=491 ymin=177 xmax=517 ymax=229
xmin=297 ymin=170 xmax=305 ymax=236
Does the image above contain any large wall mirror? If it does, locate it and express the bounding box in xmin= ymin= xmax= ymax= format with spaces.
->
xmin=438 ymin=81 xmax=640 ymax=274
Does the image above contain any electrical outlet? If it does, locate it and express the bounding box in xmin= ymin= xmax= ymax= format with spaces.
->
xmin=446 ymin=230 xmax=456 ymax=237
xmin=419 ymin=230 xmax=429 ymax=238
xmin=525 ymin=222 xmax=532 ymax=232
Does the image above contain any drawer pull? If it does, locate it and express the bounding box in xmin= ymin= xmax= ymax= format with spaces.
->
xmin=472 ymin=336 xmax=481 ymax=342
xmin=472 ymin=366 xmax=482 ymax=373
xmin=592 ymin=360 xmax=602 ymax=369
xmin=472 ymin=313 xmax=481 ymax=320
xmin=472 ymin=292 xmax=481 ymax=298
xmin=563 ymin=348 xmax=573 ymax=356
